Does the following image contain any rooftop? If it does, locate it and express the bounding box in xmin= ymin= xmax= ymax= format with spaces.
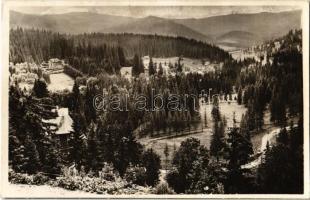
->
xmin=43 ymin=107 xmax=73 ymax=135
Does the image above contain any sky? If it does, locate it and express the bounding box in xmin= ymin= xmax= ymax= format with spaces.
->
xmin=11 ymin=6 xmax=300 ymax=19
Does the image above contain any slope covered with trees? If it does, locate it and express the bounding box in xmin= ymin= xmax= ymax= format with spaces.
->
xmin=10 ymin=28 xmax=230 ymax=75
xmin=237 ymin=30 xmax=302 ymax=132
xmin=8 ymin=28 xmax=304 ymax=195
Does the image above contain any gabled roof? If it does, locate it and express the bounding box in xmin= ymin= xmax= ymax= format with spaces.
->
xmin=42 ymin=107 xmax=73 ymax=135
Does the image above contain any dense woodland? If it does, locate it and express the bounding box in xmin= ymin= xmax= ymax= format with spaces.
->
xmin=10 ymin=28 xmax=230 ymax=75
xmin=237 ymin=30 xmax=303 ymax=131
xmin=9 ymin=29 xmax=304 ymax=194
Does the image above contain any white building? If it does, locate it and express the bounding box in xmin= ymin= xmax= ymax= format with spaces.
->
xmin=42 ymin=107 xmax=73 ymax=135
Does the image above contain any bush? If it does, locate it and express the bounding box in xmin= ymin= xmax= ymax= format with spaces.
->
xmin=9 ymin=168 xmax=152 ymax=195
xmin=124 ymin=165 xmax=146 ymax=186
xmin=9 ymin=170 xmax=50 ymax=185
xmin=64 ymin=64 xmax=83 ymax=78
xmin=153 ymin=182 xmax=175 ymax=194
xmin=33 ymin=173 xmax=50 ymax=185
xmin=9 ymin=170 xmax=32 ymax=184
xmin=166 ymin=168 xmax=184 ymax=193
xmin=56 ymin=176 xmax=81 ymax=191
xmin=99 ymin=163 xmax=119 ymax=181
xmin=53 ymin=174 xmax=127 ymax=194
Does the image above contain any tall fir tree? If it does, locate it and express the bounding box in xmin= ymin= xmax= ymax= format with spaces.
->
xmin=148 ymin=57 xmax=156 ymax=76
xmin=142 ymin=148 xmax=161 ymax=186
xmin=33 ymin=79 xmax=49 ymax=98
xmin=132 ymin=54 xmax=144 ymax=76
xmin=158 ymin=62 xmax=164 ymax=76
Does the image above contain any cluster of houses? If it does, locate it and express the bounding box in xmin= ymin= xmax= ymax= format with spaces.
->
xmin=120 ymin=56 xmax=224 ymax=80
xmin=232 ymin=31 xmax=302 ymax=64
xmin=9 ymin=58 xmax=66 ymax=91
xmin=185 ymin=61 xmax=223 ymax=75
xmin=41 ymin=58 xmax=66 ymax=74
xmin=9 ymin=62 xmax=39 ymax=84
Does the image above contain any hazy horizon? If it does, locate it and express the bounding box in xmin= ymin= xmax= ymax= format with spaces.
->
xmin=11 ymin=6 xmax=301 ymax=19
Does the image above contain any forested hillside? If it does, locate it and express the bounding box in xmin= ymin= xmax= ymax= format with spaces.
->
xmin=10 ymin=28 xmax=230 ymax=75
xmin=237 ymin=30 xmax=303 ymax=131
xmin=8 ymin=26 xmax=304 ymax=195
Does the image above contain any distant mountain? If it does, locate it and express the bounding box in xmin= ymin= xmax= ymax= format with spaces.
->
xmin=175 ymin=10 xmax=301 ymax=46
xmin=10 ymin=10 xmax=301 ymax=49
xmin=110 ymin=16 xmax=212 ymax=42
xmin=10 ymin=11 xmax=135 ymax=33
xmin=215 ymin=31 xmax=263 ymax=49
xmin=10 ymin=11 xmax=211 ymax=42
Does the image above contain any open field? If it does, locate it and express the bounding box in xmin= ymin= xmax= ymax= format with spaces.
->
xmin=198 ymin=99 xmax=246 ymax=128
xmin=47 ymin=73 xmax=74 ymax=92
xmin=139 ymin=101 xmax=287 ymax=168
xmin=139 ymin=101 xmax=248 ymax=166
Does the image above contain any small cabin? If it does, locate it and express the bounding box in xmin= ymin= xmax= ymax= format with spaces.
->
xmin=42 ymin=107 xmax=73 ymax=146
xmin=48 ymin=58 xmax=64 ymax=69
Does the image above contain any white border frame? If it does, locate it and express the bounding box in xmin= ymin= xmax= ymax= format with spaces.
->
xmin=1 ymin=0 xmax=309 ymax=198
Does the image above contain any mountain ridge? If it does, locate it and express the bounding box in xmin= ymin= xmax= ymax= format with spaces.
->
xmin=10 ymin=10 xmax=301 ymax=49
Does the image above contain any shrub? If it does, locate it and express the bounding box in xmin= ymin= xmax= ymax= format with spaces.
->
xmin=124 ymin=165 xmax=146 ymax=186
xmin=166 ymin=168 xmax=184 ymax=193
xmin=99 ymin=163 xmax=120 ymax=181
xmin=9 ymin=169 xmax=152 ymax=195
xmin=56 ymin=176 xmax=81 ymax=191
xmin=33 ymin=173 xmax=50 ymax=185
xmin=154 ymin=182 xmax=175 ymax=194
xmin=9 ymin=170 xmax=32 ymax=184
xmin=53 ymin=174 xmax=128 ymax=194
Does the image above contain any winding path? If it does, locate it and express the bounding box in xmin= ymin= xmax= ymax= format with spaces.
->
xmin=242 ymin=125 xmax=296 ymax=169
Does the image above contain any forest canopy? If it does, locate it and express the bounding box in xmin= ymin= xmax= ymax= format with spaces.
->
xmin=10 ymin=28 xmax=231 ymax=75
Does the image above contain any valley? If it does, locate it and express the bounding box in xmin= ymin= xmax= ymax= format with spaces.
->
xmin=7 ymin=6 xmax=304 ymax=196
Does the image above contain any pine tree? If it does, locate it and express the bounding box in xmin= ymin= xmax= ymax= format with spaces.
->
xmin=204 ymin=109 xmax=208 ymax=128
xmin=33 ymin=79 xmax=48 ymax=98
xmin=240 ymin=114 xmax=251 ymax=139
xmin=176 ymin=57 xmax=183 ymax=73
xmin=68 ymin=114 xmax=86 ymax=168
xmin=86 ymin=122 xmax=99 ymax=171
xmin=132 ymin=54 xmax=144 ymax=76
xmin=117 ymin=46 xmax=126 ymax=66
xmin=23 ymin=135 xmax=41 ymax=174
xmin=270 ymin=86 xmax=287 ymax=126
xmin=9 ymin=84 xmax=60 ymax=175
xmin=148 ymin=57 xmax=156 ymax=76
xmin=211 ymin=97 xmax=221 ymax=122
xmin=142 ymin=148 xmax=161 ymax=186
xmin=9 ymin=134 xmax=27 ymax=173
xmin=42 ymin=142 xmax=62 ymax=178
xmin=237 ymin=87 xmax=242 ymax=105
xmin=164 ymin=143 xmax=170 ymax=171
xmin=224 ymin=127 xmax=253 ymax=193
xmin=158 ymin=62 xmax=164 ymax=76
xmin=210 ymin=119 xmax=225 ymax=161
xmin=71 ymin=80 xmax=80 ymax=112
xmin=167 ymin=138 xmax=212 ymax=193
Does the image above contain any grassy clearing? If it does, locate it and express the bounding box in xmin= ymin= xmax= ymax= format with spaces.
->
xmin=139 ymin=101 xmax=248 ymax=167
xmin=47 ymin=73 xmax=74 ymax=92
